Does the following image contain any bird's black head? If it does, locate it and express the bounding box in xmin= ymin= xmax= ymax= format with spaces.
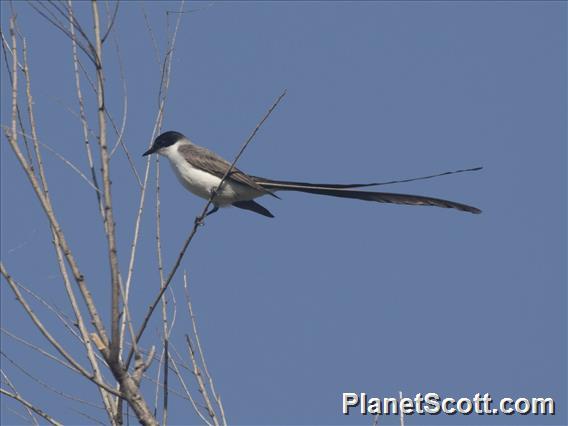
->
xmin=143 ymin=131 xmax=186 ymax=156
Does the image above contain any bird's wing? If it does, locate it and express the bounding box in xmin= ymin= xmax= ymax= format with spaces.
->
xmin=178 ymin=144 xmax=271 ymax=194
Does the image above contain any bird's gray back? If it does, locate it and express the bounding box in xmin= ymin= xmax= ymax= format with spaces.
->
xmin=177 ymin=143 xmax=269 ymax=193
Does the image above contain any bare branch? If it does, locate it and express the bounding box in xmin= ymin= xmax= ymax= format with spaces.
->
xmin=129 ymin=89 xmax=287 ymax=367
xmin=184 ymin=273 xmax=227 ymax=425
xmin=101 ymin=0 xmax=119 ymax=43
xmin=5 ymin=406 xmax=34 ymax=424
xmin=9 ymin=17 xmax=18 ymax=159
xmin=153 ymin=285 xmax=177 ymax=421
xmin=1 ymin=327 xmax=78 ymax=372
xmin=0 ymin=127 xmax=103 ymax=194
xmin=3 ymin=124 xmax=111 ymax=353
xmin=105 ymin=28 xmax=141 ymax=188
xmin=0 ymin=31 xmax=34 ymax=166
xmin=10 ymin=15 xmax=117 ymax=419
xmin=1 ymin=352 xmax=105 ymax=411
xmin=185 ymin=334 xmax=219 ymax=426
xmin=0 ymin=30 xmax=24 ymax=69
xmin=168 ymin=351 xmax=212 ymax=426
xmin=27 ymin=0 xmax=95 ymax=64
xmin=143 ymin=369 xmax=202 ymax=404
xmin=1 ymin=388 xmax=63 ymax=426
xmin=70 ymin=408 xmax=106 ymax=426
xmin=67 ymin=0 xmax=105 ymax=221
xmin=121 ymin=0 xmax=186 ymax=368
xmin=0 ymin=3 xmax=241 ymax=425
xmin=11 ymin=278 xmax=83 ymax=341
xmin=42 ymin=139 xmax=105 ymax=192
xmin=0 ymin=265 xmax=118 ymax=397
xmin=90 ymin=0 xmax=121 ymax=364
xmin=156 ymin=156 xmax=170 ymax=425
xmin=1 ymin=370 xmax=39 ymax=425
xmin=3 ymin=121 xmax=110 ymax=356
xmin=140 ymin=3 xmax=161 ymax=67
xmin=4 ymin=24 xmax=98 ymax=377
xmin=89 ymin=3 xmax=157 ymax=424
xmin=117 ymin=275 xmax=142 ymax=363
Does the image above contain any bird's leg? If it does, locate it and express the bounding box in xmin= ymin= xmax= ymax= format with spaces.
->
xmin=195 ymin=205 xmax=220 ymax=227
xmin=206 ymin=205 xmax=219 ymax=217
xmin=195 ymin=205 xmax=219 ymax=226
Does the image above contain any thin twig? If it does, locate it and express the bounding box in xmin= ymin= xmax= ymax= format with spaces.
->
xmin=0 ymin=370 xmax=39 ymax=425
xmin=4 ymin=32 xmax=110 ymax=356
xmin=156 ymin=156 xmax=170 ymax=425
xmin=185 ymin=334 xmax=219 ymax=426
xmin=1 ymin=327 xmax=77 ymax=372
xmin=153 ymin=346 xmax=165 ymax=418
xmin=17 ymin=13 xmax=117 ymax=419
xmin=91 ymin=0 xmax=121 ymax=363
xmin=67 ymin=0 xmax=105 ymax=221
xmin=105 ymin=27 xmax=140 ymax=188
xmin=0 ymin=29 xmax=24 ymax=69
xmin=0 ymin=388 xmax=63 ymax=426
xmin=0 ymin=31 xmax=34 ymax=166
xmin=5 ymin=406 xmax=33 ymax=424
xmin=101 ymin=0 xmax=119 ymax=43
xmin=5 ymin=25 xmax=111 ymax=389
xmin=128 ymin=89 xmax=287 ymax=367
xmin=117 ymin=275 xmax=142 ymax=361
xmin=70 ymin=408 xmax=106 ymax=426
xmin=140 ymin=3 xmax=161 ymax=67
xmin=183 ymin=273 xmax=227 ymax=425
xmin=40 ymin=139 xmax=103 ymax=192
xmin=168 ymin=351 xmax=212 ymax=426
xmin=27 ymin=0 xmax=95 ymax=64
xmin=47 ymin=95 xmax=96 ymax=139
xmin=152 ymin=282 xmax=178 ymax=420
xmin=12 ymin=279 xmax=82 ymax=342
xmin=0 ymin=265 xmax=119 ymax=397
xmin=121 ymin=0 xmax=185 ymax=367
xmin=143 ymin=369 xmax=201 ymax=404
xmin=0 ymin=128 xmax=103 ymax=194
xmin=87 ymin=4 xmax=157 ymax=425
xmin=1 ymin=351 xmax=106 ymax=411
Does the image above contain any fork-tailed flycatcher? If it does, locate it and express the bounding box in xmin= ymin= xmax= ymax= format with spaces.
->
xmin=142 ymin=131 xmax=482 ymax=218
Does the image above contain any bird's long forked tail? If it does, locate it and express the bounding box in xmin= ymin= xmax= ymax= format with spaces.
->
xmin=253 ymin=167 xmax=482 ymax=214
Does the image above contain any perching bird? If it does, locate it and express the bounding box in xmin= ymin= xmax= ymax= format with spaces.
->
xmin=142 ymin=131 xmax=481 ymax=218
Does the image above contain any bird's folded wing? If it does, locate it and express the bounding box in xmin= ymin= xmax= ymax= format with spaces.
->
xmin=178 ymin=144 xmax=269 ymax=193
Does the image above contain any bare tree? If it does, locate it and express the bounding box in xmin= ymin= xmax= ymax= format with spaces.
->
xmin=0 ymin=2 xmax=285 ymax=424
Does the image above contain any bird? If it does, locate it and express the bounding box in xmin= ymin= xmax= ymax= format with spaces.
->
xmin=142 ymin=131 xmax=482 ymax=218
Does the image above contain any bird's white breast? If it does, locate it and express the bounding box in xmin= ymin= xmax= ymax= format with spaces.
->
xmin=159 ymin=143 xmax=261 ymax=205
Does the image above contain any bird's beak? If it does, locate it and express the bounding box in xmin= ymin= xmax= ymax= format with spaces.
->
xmin=142 ymin=146 xmax=156 ymax=157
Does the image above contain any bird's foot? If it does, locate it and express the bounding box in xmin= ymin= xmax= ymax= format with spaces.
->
xmin=205 ymin=205 xmax=219 ymax=217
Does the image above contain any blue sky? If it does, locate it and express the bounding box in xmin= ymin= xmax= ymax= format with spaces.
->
xmin=1 ymin=1 xmax=566 ymax=425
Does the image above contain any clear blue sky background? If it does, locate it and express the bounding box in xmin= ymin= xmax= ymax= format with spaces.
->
xmin=1 ymin=1 xmax=566 ymax=425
